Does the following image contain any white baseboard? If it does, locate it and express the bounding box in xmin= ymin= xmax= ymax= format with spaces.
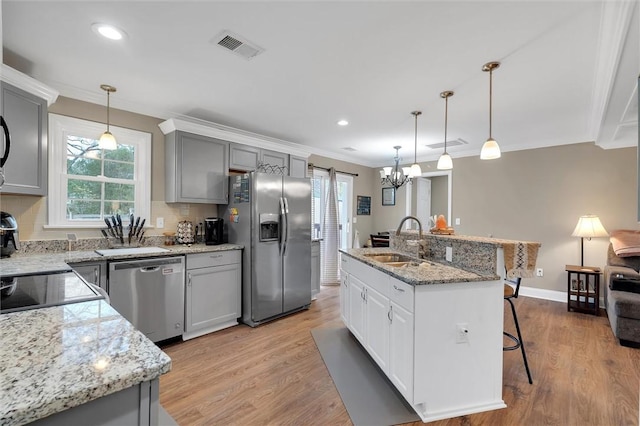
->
xmin=518 ymin=286 xmax=565 ymax=303
xmin=519 ymin=285 xmax=605 ymax=309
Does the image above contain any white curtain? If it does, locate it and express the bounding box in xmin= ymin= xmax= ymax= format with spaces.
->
xmin=321 ymin=167 xmax=340 ymax=285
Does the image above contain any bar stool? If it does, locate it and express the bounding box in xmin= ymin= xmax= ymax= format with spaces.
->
xmin=504 ymin=275 xmax=533 ymax=384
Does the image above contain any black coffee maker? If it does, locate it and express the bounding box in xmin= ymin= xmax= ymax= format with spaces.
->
xmin=0 ymin=212 xmax=19 ymax=257
xmin=205 ymin=217 xmax=224 ymax=245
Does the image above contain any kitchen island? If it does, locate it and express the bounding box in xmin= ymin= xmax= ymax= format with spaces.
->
xmin=339 ymin=246 xmax=506 ymax=423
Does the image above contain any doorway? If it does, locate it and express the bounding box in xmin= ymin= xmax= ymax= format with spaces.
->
xmin=405 ymin=170 xmax=452 ymax=229
xmin=311 ymin=169 xmax=353 ymax=250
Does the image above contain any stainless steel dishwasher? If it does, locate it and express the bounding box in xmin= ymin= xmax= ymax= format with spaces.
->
xmin=109 ymin=256 xmax=185 ymax=343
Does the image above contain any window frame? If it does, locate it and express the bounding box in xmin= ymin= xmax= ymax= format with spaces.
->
xmin=47 ymin=113 xmax=151 ymax=228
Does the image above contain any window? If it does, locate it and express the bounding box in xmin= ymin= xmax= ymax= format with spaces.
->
xmin=48 ymin=114 xmax=151 ymax=228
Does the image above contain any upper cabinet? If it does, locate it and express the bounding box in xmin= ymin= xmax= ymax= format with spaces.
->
xmin=165 ymin=131 xmax=229 ymax=204
xmin=289 ymin=155 xmax=308 ymax=178
xmin=229 ymin=143 xmax=307 ymax=177
xmin=160 ymin=118 xmax=311 ymax=185
xmin=0 ymin=65 xmax=58 ymax=196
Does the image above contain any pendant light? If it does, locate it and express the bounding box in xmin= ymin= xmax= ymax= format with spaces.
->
xmin=99 ymin=84 xmax=117 ymax=150
xmin=437 ymin=91 xmax=454 ymax=170
xmin=480 ymin=61 xmax=501 ymax=160
xmin=409 ymin=111 xmax=422 ymax=177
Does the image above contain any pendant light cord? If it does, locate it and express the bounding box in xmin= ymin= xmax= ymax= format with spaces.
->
xmin=444 ymin=95 xmax=449 ymax=154
xmin=414 ymin=113 xmax=418 ymax=164
xmin=106 ymin=90 xmax=111 ymax=133
xmin=488 ymin=68 xmax=493 ymax=140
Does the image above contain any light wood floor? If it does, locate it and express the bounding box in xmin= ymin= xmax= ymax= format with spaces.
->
xmin=160 ymin=286 xmax=640 ymax=425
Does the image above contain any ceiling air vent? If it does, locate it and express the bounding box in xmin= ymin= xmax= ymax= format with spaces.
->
xmin=342 ymin=147 xmax=357 ymax=152
xmin=425 ymin=138 xmax=468 ymax=150
xmin=213 ymin=30 xmax=264 ymax=60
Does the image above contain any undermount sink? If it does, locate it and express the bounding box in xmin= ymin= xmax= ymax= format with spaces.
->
xmin=363 ymin=253 xmax=426 ymax=267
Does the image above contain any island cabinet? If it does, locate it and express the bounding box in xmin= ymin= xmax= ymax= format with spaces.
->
xmin=340 ymin=254 xmax=505 ymax=423
xmin=184 ymin=250 xmax=241 ymax=340
xmin=165 ymin=131 xmax=229 ymax=204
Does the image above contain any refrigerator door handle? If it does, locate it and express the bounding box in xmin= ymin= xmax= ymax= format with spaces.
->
xmin=279 ymin=197 xmax=287 ymax=256
xmin=283 ymin=197 xmax=290 ymax=256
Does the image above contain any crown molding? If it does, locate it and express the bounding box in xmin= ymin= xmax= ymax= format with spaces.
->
xmin=159 ymin=117 xmax=313 ymax=159
xmin=588 ymin=1 xmax=637 ymax=141
xmin=0 ymin=65 xmax=59 ymax=106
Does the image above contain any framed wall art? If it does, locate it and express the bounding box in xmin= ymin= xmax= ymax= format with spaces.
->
xmin=382 ymin=187 xmax=395 ymax=206
xmin=357 ymin=195 xmax=371 ymax=215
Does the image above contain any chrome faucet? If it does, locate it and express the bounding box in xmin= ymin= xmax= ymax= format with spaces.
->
xmin=396 ymin=215 xmax=423 ymax=239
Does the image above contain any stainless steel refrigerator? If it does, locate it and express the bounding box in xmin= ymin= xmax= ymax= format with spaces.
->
xmin=219 ymin=172 xmax=311 ymax=327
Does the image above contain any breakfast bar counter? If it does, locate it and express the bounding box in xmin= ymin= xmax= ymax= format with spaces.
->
xmin=340 ymin=247 xmax=499 ymax=285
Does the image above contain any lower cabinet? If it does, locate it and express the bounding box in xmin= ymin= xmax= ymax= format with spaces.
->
xmin=184 ymin=250 xmax=241 ymax=340
xmin=340 ymin=270 xmax=349 ymax=325
xmin=388 ymin=301 xmax=414 ymax=401
xmin=311 ymin=241 xmax=320 ymax=300
xmin=68 ymin=261 xmax=107 ymax=291
xmin=345 ymin=263 xmax=407 ymax=381
xmin=32 ymin=378 xmax=160 ymax=426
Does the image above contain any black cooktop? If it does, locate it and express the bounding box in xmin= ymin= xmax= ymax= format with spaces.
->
xmin=0 ymin=271 xmax=104 ymax=314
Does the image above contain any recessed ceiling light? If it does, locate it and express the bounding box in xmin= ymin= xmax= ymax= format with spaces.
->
xmin=91 ymin=23 xmax=127 ymax=40
xmin=337 ymin=119 xmax=349 ymax=126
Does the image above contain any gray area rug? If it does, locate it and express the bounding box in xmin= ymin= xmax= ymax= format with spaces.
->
xmin=311 ymin=327 xmax=420 ymax=426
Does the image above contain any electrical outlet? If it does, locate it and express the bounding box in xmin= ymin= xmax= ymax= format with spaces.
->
xmin=156 ymin=217 xmax=164 ymax=229
xmin=445 ymin=246 xmax=453 ymax=262
xmin=455 ymin=218 xmax=461 ymax=225
xmin=456 ymin=323 xmax=469 ymax=343
xmin=536 ymin=268 xmax=544 ymax=277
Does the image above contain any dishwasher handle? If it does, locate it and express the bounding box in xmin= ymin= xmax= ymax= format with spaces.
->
xmin=140 ymin=266 xmax=161 ymax=273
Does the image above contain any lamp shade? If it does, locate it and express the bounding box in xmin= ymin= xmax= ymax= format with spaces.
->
xmin=99 ymin=131 xmax=117 ymax=150
xmin=409 ymin=164 xmax=422 ymax=177
xmin=571 ymin=215 xmax=608 ymax=238
xmin=437 ymin=153 xmax=453 ymax=170
xmin=480 ymin=138 xmax=501 ymax=160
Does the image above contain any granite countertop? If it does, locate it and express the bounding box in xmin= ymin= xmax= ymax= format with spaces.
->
xmin=0 ymin=243 xmax=243 ymax=277
xmin=340 ymin=247 xmax=499 ymax=285
xmin=0 ymin=300 xmax=172 ymax=426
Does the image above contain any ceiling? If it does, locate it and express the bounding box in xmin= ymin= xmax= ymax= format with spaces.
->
xmin=2 ymin=1 xmax=638 ymax=167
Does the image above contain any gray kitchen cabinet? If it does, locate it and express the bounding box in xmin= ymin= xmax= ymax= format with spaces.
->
xmin=261 ymin=149 xmax=288 ymax=169
xmin=165 ymin=131 xmax=229 ymax=204
xmin=229 ymin=143 xmax=301 ymax=176
xmin=311 ymin=240 xmax=321 ymax=300
xmin=229 ymin=143 xmax=260 ymax=171
xmin=69 ymin=261 xmax=107 ymax=291
xmin=0 ymin=81 xmax=49 ymax=195
xmin=31 ymin=378 xmax=160 ymax=426
xmin=184 ymin=250 xmax=241 ymax=340
xmin=289 ymin=155 xmax=308 ymax=178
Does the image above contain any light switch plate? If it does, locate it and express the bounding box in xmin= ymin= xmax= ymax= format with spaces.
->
xmin=446 ymin=246 xmax=453 ymax=262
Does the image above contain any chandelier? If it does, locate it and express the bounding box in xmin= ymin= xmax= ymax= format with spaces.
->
xmin=380 ymin=146 xmax=412 ymax=189
xmin=379 ymin=111 xmax=423 ymax=190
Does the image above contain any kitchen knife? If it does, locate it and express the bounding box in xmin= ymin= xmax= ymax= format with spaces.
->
xmin=100 ymin=229 xmax=109 ymax=239
xmin=116 ymin=214 xmax=124 ymax=244
xmin=136 ymin=218 xmax=146 ymax=237
xmin=133 ymin=216 xmax=140 ymax=235
xmin=104 ymin=218 xmax=116 ymax=237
